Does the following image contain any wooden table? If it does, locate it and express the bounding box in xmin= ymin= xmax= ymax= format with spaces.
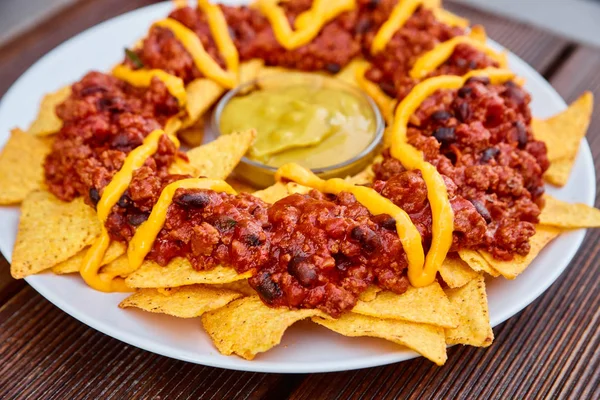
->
xmin=1 ymin=1 xmax=599 ymax=398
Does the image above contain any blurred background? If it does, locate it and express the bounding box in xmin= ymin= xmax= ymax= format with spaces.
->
xmin=1 ymin=0 xmax=600 ymax=47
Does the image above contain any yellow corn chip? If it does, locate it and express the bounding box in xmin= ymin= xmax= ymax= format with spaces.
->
xmin=358 ymin=285 xmax=381 ymax=302
xmin=335 ymin=59 xmax=363 ymax=87
xmin=226 ymin=176 xmax=256 ymax=194
xmin=444 ymin=275 xmax=493 ymax=347
xmin=479 ymin=225 xmax=562 ymax=279
xmin=345 ymin=155 xmax=381 ymax=186
xmin=252 ymin=182 xmax=311 ymax=204
xmin=439 ymin=254 xmax=480 ymax=288
xmin=533 ymin=92 xmax=593 ymax=163
xmin=27 ymin=86 xmax=71 ymax=136
xmin=125 ymin=257 xmax=252 ymax=288
xmin=119 ymin=285 xmax=242 ymax=318
xmin=11 ymin=191 xmax=100 ymax=278
xmin=352 ymin=282 xmax=458 ymax=328
xmin=52 ymin=241 xmax=126 ymax=274
xmin=0 ymin=129 xmax=52 ymax=205
xmin=214 ymin=280 xmax=256 ymax=296
xmin=183 ymin=78 xmax=225 ymax=127
xmin=238 ymin=59 xmax=264 ymax=84
xmin=202 ymin=296 xmax=324 ymax=360
xmin=100 ymin=254 xmax=139 ymax=278
xmin=543 ymin=159 xmax=573 ymax=187
xmin=313 ymin=313 xmax=447 ymax=366
xmin=178 ymin=123 xmax=205 ymax=148
xmin=458 ymin=249 xmax=500 ymax=277
xmin=170 ymin=130 xmax=255 ymax=178
xmin=532 ymin=92 xmax=593 ymax=187
xmin=539 ymin=195 xmax=600 ymax=228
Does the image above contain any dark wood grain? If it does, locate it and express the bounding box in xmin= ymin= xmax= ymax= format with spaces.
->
xmin=0 ymin=1 xmax=598 ymax=399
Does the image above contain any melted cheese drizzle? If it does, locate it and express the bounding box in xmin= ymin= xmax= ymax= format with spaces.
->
xmin=112 ymin=64 xmax=187 ymax=106
xmin=154 ymin=18 xmax=238 ymax=88
xmin=410 ymin=34 xmax=508 ymax=79
xmin=128 ymin=178 xmax=237 ymax=270
xmin=390 ymin=68 xmax=515 ymax=286
xmin=197 ymin=0 xmax=239 ymax=75
xmin=275 ymin=163 xmax=425 ymax=274
xmin=257 ymin=0 xmax=356 ymax=50
xmin=353 ymin=61 xmax=397 ymax=123
xmin=80 ymin=129 xmax=180 ymax=292
xmin=371 ymin=0 xmax=441 ymax=54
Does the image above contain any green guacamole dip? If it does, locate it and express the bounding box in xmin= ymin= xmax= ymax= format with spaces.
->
xmin=219 ymin=84 xmax=376 ymax=169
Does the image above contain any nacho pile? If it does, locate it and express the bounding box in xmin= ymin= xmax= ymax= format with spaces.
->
xmin=1 ymin=0 xmax=599 ymax=365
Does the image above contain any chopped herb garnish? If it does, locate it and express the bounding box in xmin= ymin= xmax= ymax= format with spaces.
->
xmin=124 ymin=48 xmax=144 ymax=69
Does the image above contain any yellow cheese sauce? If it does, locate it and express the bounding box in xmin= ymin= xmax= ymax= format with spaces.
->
xmin=219 ymin=84 xmax=377 ymax=169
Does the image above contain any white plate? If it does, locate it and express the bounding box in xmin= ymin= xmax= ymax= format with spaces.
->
xmin=0 ymin=1 xmax=595 ymax=373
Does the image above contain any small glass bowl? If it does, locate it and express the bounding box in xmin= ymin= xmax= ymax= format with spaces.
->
xmin=212 ymin=71 xmax=384 ymax=188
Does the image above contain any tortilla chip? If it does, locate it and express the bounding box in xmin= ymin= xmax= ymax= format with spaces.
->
xmin=458 ymin=249 xmax=500 ymax=277
xmin=543 ymin=159 xmax=572 ymax=187
xmin=479 ymin=225 xmax=562 ymax=279
xmin=183 ymin=78 xmax=225 ymax=127
xmin=52 ymin=241 xmax=126 ymax=274
xmin=214 ymin=280 xmax=256 ymax=296
xmin=539 ymin=195 xmax=600 ymax=228
xmin=533 ymin=92 xmax=593 ymax=163
xmin=125 ymin=257 xmax=252 ymax=288
xmin=439 ymin=254 xmax=480 ymax=288
xmin=11 ymin=191 xmax=100 ymax=279
xmin=252 ymin=182 xmax=311 ymax=203
xmin=313 ymin=313 xmax=447 ymax=366
xmin=0 ymin=129 xmax=52 ymax=205
xmin=27 ymin=86 xmax=72 ymax=136
xmin=100 ymin=254 xmax=139 ymax=278
xmin=335 ymin=59 xmax=363 ymax=87
xmin=532 ymin=92 xmax=593 ymax=186
xmin=178 ymin=123 xmax=205 ymax=148
xmin=202 ymin=296 xmax=324 ymax=360
xmin=238 ymin=59 xmax=264 ymax=85
xmin=346 ymin=155 xmax=382 ymax=185
xmin=226 ymin=176 xmax=256 ymax=194
xmin=119 ymin=285 xmax=242 ymax=318
xmin=352 ymin=282 xmax=458 ymax=328
xmin=444 ymin=275 xmax=493 ymax=347
xmin=358 ymin=285 xmax=381 ymax=302
xmin=170 ymin=130 xmax=255 ymax=178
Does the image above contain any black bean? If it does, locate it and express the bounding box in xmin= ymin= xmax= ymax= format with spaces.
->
xmin=350 ymin=226 xmax=380 ymax=252
xmin=530 ymin=185 xmax=545 ymax=199
xmin=468 ymin=60 xmax=478 ymax=70
xmin=243 ymin=232 xmax=263 ymax=247
xmin=469 ymin=199 xmax=492 ymax=223
xmin=456 ymin=58 xmax=467 ymax=68
xmin=367 ymin=0 xmax=380 ymax=9
xmin=466 ymin=76 xmax=490 ymax=85
xmin=288 ymin=256 xmax=317 ymax=286
xmin=253 ymin=272 xmax=282 ymax=303
xmin=354 ymin=19 xmax=372 ymax=35
xmin=379 ymin=81 xmax=396 ymax=98
xmin=430 ymin=110 xmax=452 ymax=122
xmin=89 ymin=187 xmax=100 ymax=206
xmin=213 ymin=216 xmax=237 ymax=232
xmin=325 ymin=63 xmax=341 ymax=74
xmin=480 ymin=147 xmax=500 ymax=163
xmin=455 ymin=102 xmax=471 ymax=122
xmin=110 ymin=133 xmax=131 ymax=150
xmin=174 ymin=192 xmax=210 ymax=208
xmin=458 ymin=86 xmax=472 ymax=98
xmin=432 ymin=127 xmax=456 ymax=146
xmin=128 ymin=213 xmax=149 ymax=226
xmin=372 ymin=214 xmax=397 ymax=231
xmin=117 ymin=194 xmax=132 ymax=208
xmin=515 ymin=120 xmax=528 ymax=148
xmin=227 ymin=26 xmax=236 ymax=40
xmin=505 ymin=84 xmax=526 ymax=106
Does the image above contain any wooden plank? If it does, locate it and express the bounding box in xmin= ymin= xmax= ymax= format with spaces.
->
xmin=0 ymin=286 xmax=301 ymax=399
